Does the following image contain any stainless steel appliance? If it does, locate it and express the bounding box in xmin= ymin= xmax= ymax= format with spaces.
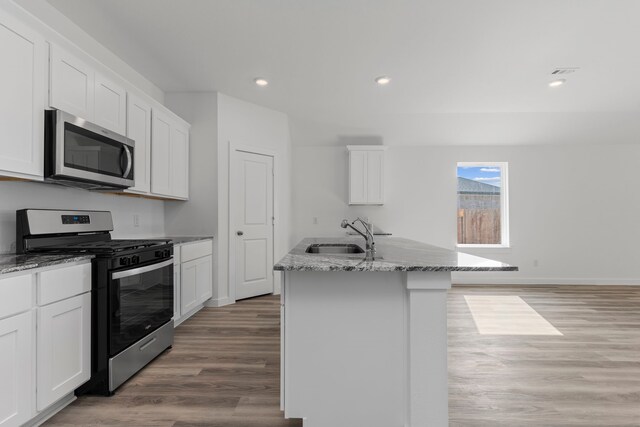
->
xmin=45 ymin=110 xmax=135 ymax=190
xmin=17 ymin=209 xmax=173 ymax=395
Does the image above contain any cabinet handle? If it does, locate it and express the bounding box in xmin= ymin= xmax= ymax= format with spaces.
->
xmin=237 ymin=231 xmax=244 ymax=236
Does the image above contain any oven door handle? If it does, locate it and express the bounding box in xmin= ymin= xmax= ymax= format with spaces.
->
xmin=112 ymin=259 xmax=173 ymax=280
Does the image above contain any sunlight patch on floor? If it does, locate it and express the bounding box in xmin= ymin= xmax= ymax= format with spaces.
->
xmin=464 ymin=295 xmax=563 ymax=336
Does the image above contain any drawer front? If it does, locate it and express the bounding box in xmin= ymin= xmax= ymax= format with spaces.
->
xmin=180 ymin=240 xmax=212 ymax=263
xmin=0 ymin=274 xmax=33 ymax=320
xmin=38 ymin=263 xmax=92 ymax=306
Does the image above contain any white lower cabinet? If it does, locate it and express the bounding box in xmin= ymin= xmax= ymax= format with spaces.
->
xmin=36 ymin=292 xmax=91 ymax=411
xmin=0 ymin=261 xmax=92 ymax=427
xmin=174 ymin=239 xmax=213 ymax=325
xmin=0 ymin=311 xmax=33 ymax=427
xmin=180 ymin=259 xmax=199 ymax=315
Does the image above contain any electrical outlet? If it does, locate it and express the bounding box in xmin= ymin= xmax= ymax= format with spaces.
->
xmin=133 ymin=214 xmax=140 ymax=228
xmin=313 ymin=217 xmax=318 ymax=225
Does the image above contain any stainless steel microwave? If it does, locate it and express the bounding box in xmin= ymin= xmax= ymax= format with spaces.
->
xmin=45 ymin=109 xmax=135 ymax=190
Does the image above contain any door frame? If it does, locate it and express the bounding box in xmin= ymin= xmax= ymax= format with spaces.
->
xmin=228 ymin=143 xmax=277 ymax=303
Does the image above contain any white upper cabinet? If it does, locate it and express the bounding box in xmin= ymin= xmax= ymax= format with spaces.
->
xmin=94 ymin=73 xmax=126 ymax=135
xmin=170 ymin=125 xmax=189 ymax=199
xmin=348 ymin=150 xmax=367 ymax=204
xmin=0 ymin=11 xmax=46 ymax=179
xmin=50 ymin=45 xmax=127 ymax=135
xmin=0 ymin=5 xmax=191 ymax=193
xmin=49 ymin=44 xmax=94 ymax=120
xmin=151 ymin=107 xmax=190 ymax=200
xmin=150 ymin=108 xmax=172 ymax=196
xmin=347 ymin=145 xmax=387 ymax=205
xmin=126 ymin=94 xmax=152 ymax=194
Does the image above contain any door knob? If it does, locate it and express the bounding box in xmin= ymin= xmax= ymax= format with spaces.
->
xmin=237 ymin=231 xmax=244 ymax=236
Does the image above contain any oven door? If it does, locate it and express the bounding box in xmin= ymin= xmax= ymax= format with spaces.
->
xmin=46 ymin=109 xmax=135 ymax=188
xmin=109 ymin=259 xmax=173 ymax=356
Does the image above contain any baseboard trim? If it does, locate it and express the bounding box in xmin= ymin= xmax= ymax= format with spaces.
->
xmin=204 ymin=297 xmax=233 ymax=307
xmin=453 ymin=276 xmax=640 ymax=286
xmin=27 ymin=393 xmax=75 ymax=427
xmin=174 ymin=304 xmax=204 ymax=326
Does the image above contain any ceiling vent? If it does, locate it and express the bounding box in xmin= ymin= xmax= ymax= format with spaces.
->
xmin=551 ymin=68 xmax=579 ymax=75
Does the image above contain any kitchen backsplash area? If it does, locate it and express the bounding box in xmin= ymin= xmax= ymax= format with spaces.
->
xmin=0 ymin=180 xmax=165 ymax=253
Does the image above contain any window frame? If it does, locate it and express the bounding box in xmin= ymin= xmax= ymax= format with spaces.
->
xmin=456 ymin=161 xmax=510 ymax=249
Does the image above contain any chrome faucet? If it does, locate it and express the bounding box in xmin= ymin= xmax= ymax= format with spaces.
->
xmin=341 ymin=218 xmax=376 ymax=254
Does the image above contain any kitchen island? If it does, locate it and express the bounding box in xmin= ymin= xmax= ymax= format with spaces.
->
xmin=274 ymin=237 xmax=517 ymax=427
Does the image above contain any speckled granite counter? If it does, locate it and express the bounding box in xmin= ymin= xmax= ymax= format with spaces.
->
xmin=0 ymin=254 xmax=94 ymax=275
xmin=158 ymin=236 xmax=213 ymax=245
xmin=274 ymin=237 xmax=517 ymax=272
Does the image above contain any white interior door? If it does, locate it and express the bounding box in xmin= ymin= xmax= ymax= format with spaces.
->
xmin=233 ymin=150 xmax=274 ymax=300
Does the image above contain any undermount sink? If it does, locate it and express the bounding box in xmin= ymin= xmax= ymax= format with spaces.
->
xmin=305 ymin=243 xmax=365 ymax=254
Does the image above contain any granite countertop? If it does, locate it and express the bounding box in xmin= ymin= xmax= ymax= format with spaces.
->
xmin=274 ymin=237 xmax=518 ymax=272
xmin=155 ymin=236 xmax=214 ymax=245
xmin=0 ymin=254 xmax=95 ymax=276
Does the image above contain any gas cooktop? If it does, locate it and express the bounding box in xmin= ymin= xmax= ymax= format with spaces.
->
xmin=36 ymin=238 xmax=172 ymax=254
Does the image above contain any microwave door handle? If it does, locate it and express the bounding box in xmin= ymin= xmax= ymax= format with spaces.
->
xmin=122 ymin=146 xmax=132 ymax=178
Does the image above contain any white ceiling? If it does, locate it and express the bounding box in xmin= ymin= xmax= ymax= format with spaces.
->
xmin=40 ymin=0 xmax=640 ymax=145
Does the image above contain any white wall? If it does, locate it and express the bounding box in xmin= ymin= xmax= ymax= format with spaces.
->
xmin=0 ymin=181 xmax=165 ymax=253
xmin=292 ymin=143 xmax=640 ymax=285
xmin=217 ymin=94 xmax=292 ymax=304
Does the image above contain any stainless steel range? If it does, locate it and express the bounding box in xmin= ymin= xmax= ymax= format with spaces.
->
xmin=16 ymin=209 xmax=174 ymax=395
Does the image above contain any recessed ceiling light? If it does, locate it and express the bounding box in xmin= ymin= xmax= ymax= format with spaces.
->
xmin=548 ymin=79 xmax=566 ymax=87
xmin=254 ymin=78 xmax=269 ymax=87
xmin=375 ymin=76 xmax=391 ymax=85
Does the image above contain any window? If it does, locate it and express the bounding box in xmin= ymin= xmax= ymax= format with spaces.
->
xmin=457 ymin=162 xmax=509 ymax=247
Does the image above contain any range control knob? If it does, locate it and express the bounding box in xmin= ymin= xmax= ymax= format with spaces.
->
xmin=163 ymin=249 xmax=171 ymax=258
xmin=155 ymin=250 xmax=163 ymax=258
xmin=119 ymin=257 xmax=131 ymax=266
xmin=131 ymin=255 xmax=140 ymax=265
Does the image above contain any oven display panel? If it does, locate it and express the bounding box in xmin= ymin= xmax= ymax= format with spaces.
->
xmin=62 ymin=215 xmax=91 ymax=224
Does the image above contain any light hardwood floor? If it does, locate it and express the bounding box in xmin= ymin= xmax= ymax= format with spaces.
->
xmin=45 ymin=286 xmax=640 ymax=426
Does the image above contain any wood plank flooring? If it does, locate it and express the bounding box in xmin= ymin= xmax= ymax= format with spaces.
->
xmin=45 ymin=285 xmax=640 ymax=426
xmin=450 ymin=285 xmax=640 ymax=426
xmin=45 ymin=296 xmax=302 ymax=427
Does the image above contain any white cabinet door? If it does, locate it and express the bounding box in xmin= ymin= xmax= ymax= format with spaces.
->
xmin=126 ymin=94 xmax=152 ymax=194
xmin=50 ymin=45 xmax=94 ymax=120
xmin=0 ymin=12 xmax=46 ymax=178
xmin=348 ymin=151 xmax=367 ymax=204
xmin=94 ymin=73 xmax=126 ymax=134
xmin=151 ymin=107 xmax=190 ymax=200
xmin=171 ymin=124 xmax=189 ymax=199
xmin=181 ymin=256 xmax=212 ymax=314
xmin=150 ymin=108 xmax=172 ymax=197
xmin=180 ymin=260 xmax=198 ymax=315
xmin=366 ymin=150 xmax=385 ymax=204
xmin=195 ymin=256 xmax=212 ymax=304
xmin=0 ymin=311 xmax=33 ymax=427
xmin=347 ymin=146 xmax=386 ymax=205
xmin=37 ymin=293 xmax=91 ymax=411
